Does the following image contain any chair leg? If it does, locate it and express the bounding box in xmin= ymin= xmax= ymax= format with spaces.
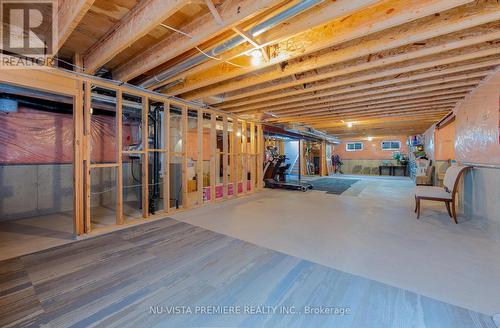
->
xmin=416 ymin=198 xmax=421 ymax=219
xmin=414 ymin=196 xmax=417 ymax=213
xmin=451 ymin=201 xmax=458 ymax=224
xmin=445 ymin=201 xmax=452 ymax=218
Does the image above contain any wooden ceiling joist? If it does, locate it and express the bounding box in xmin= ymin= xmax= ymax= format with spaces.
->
xmin=83 ymin=0 xmax=189 ymax=74
xmin=219 ymin=51 xmax=500 ymax=106
xmin=219 ymin=57 xmax=500 ymax=110
xmin=113 ymin=0 xmax=292 ymax=82
xmin=275 ymin=106 xmax=454 ymax=124
xmin=269 ymin=100 xmax=462 ymax=122
xmin=267 ymin=91 xmax=470 ymax=120
xmin=57 ymin=0 xmax=96 ymax=51
xmin=231 ymin=70 xmax=490 ymax=113
xmin=172 ymin=0 xmax=498 ymax=99
xmin=146 ymin=0 xmax=382 ymax=90
xmin=265 ymin=83 xmax=476 ymax=114
xmin=191 ymin=26 xmax=500 ymax=101
xmin=51 ymin=0 xmax=500 ymax=139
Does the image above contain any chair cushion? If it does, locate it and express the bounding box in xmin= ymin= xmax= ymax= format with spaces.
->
xmin=415 ymin=186 xmax=452 ymax=200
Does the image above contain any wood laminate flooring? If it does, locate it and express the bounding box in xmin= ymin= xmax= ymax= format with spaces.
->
xmin=0 ymin=218 xmax=495 ymax=328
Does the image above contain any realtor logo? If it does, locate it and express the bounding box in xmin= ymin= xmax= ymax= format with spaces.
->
xmin=1 ymin=0 xmax=56 ymax=67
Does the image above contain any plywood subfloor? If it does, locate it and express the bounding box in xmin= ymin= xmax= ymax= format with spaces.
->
xmin=0 ymin=218 xmax=495 ymax=328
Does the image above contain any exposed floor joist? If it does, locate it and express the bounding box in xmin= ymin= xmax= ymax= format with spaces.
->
xmin=51 ymin=0 xmax=500 ymax=137
xmin=145 ymin=0 xmax=382 ymax=90
xmin=83 ymin=0 xmax=189 ymax=74
xmin=113 ymin=0 xmax=294 ymax=82
xmin=233 ymin=71 xmax=490 ymax=114
xmin=170 ymin=0 xmax=493 ymax=98
xmin=57 ymin=0 xmax=96 ymax=51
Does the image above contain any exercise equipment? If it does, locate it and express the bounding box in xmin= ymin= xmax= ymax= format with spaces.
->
xmin=263 ymin=146 xmax=313 ymax=192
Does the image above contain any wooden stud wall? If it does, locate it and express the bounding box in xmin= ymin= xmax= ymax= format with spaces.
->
xmin=0 ymin=68 xmax=263 ymax=236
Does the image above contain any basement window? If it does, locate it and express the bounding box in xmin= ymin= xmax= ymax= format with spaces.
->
xmin=381 ymin=141 xmax=401 ymax=150
xmin=346 ymin=142 xmax=363 ymax=151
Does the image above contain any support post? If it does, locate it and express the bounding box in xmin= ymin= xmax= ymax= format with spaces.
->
xmin=142 ymin=97 xmax=149 ymax=218
xmin=73 ymin=80 xmax=84 ymax=235
xmin=223 ymin=116 xmax=228 ymax=198
xmin=210 ymin=113 xmax=217 ymax=201
xmin=181 ymin=106 xmax=188 ymax=208
xmin=116 ymin=90 xmax=123 ymax=224
xmin=164 ymin=102 xmax=170 ymax=212
xmin=197 ymin=109 xmax=204 ymax=205
xmin=83 ymin=81 xmax=91 ymax=233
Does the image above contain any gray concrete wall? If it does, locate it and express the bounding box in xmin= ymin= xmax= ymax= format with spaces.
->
xmin=0 ymin=163 xmax=139 ymax=222
xmin=0 ymin=164 xmax=73 ymax=221
xmin=461 ymin=168 xmax=500 ymax=225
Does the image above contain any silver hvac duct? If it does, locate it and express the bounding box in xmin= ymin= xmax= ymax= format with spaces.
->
xmin=284 ymin=125 xmax=340 ymax=144
xmin=140 ymin=0 xmax=325 ymax=90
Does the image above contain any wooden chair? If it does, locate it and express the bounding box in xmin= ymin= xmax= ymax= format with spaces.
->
xmin=414 ymin=165 xmax=470 ymax=224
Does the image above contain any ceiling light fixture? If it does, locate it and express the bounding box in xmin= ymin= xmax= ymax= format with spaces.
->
xmin=249 ymin=49 xmax=263 ymax=66
xmin=347 ymin=122 xmax=353 ymax=128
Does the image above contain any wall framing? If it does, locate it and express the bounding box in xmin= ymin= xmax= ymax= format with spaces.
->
xmin=0 ymin=67 xmax=263 ymax=236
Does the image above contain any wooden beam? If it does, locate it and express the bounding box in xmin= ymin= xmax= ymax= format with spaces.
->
xmin=241 ymin=121 xmax=247 ymax=194
xmin=294 ymin=103 xmax=457 ymax=123
xmin=73 ymin=80 xmax=84 ymax=235
xmin=227 ymin=68 xmax=493 ymax=113
xmin=268 ymin=86 xmax=473 ymax=118
xmin=220 ymin=51 xmax=500 ymax=105
xmin=210 ymin=113 xmax=217 ymax=201
xmin=114 ymin=0 xmax=288 ymax=82
xmin=139 ymin=0 xmax=381 ymax=89
xmin=142 ymin=98 xmax=149 ymax=218
xmin=197 ymin=109 xmax=204 ymax=205
xmin=249 ymin=122 xmax=255 ymax=191
xmin=222 ymin=116 xmax=229 ymax=198
xmin=269 ymin=95 xmax=466 ymax=122
xmin=234 ymin=71 xmax=488 ymax=113
xmin=256 ymin=124 xmax=264 ymax=190
xmin=206 ymin=0 xmax=224 ymax=25
xmin=57 ymin=0 xmax=95 ymax=51
xmin=262 ymin=79 xmax=480 ymax=114
xmin=182 ymin=26 xmax=500 ymax=100
xmin=116 ymin=90 xmax=123 ymax=225
xmin=234 ymin=119 xmax=240 ymax=196
xmin=314 ymin=115 xmax=448 ymax=128
xmin=164 ymin=102 xmax=170 ymax=212
xmin=83 ymin=0 xmax=188 ymax=74
xmin=232 ymin=27 xmax=270 ymax=61
xmin=83 ymin=82 xmax=91 ymax=233
xmin=173 ymin=0 xmax=490 ymax=97
xmin=181 ymin=106 xmax=189 ymax=208
xmin=308 ymin=107 xmax=455 ymax=123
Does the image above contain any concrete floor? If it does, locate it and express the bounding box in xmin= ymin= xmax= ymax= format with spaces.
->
xmin=0 ymin=203 xmax=142 ymax=261
xmin=170 ymin=175 xmax=500 ymax=316
xmin=1 ymin=175 xmax=498 ymax=317
xmin=1 ymin=218 xmax=495 ymax=328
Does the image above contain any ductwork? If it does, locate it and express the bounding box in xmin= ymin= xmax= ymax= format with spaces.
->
xmin=141 ymin=0 xmax=326 ymax=90
xmin=284 ymin=124 xmax=340 ymax=144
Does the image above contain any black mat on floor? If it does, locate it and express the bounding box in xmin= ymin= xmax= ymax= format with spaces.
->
xmin=309 ymin=177 xmax=360 ymax=194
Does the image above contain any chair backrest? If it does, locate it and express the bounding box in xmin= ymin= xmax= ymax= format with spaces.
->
xmin=443 ymin=165 xmax=470 ymax=195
